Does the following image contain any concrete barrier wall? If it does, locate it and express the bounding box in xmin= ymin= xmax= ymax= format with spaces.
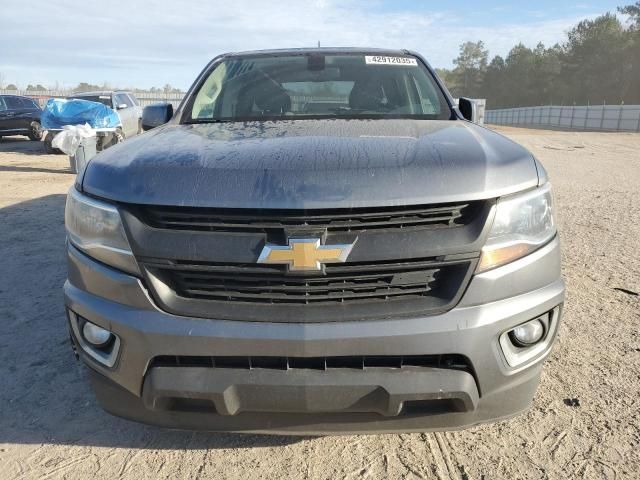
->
xmin=485 ymin=104 xmax=640 ymax=132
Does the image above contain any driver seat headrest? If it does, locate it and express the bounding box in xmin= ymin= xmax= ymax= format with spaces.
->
xmin=254 ymin=86 xmax=291 ymax=114
xmin=349 ymin=79 xmax=385 ymax=110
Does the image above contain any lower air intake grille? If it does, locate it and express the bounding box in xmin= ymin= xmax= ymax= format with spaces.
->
xmin=150 ymin=354 xmax=473 ymax=373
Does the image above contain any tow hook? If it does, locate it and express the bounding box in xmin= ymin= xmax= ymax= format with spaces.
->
xmin=69 ymin=330 xmax=79 ymax=361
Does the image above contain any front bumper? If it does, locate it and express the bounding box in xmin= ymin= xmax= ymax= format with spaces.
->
xmin=64 ymin=238 xmax=564 ymax=434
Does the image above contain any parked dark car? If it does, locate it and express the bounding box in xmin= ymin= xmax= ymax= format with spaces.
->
xmin=0 ymin=94 xmax=43 ymax=141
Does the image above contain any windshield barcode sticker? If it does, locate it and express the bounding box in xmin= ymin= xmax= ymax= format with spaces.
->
xmin=365 ymin=56 xmax=417 ymax=66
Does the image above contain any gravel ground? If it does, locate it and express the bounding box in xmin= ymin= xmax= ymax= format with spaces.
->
xmin=0 ymin=127 xmax=638 ymax=479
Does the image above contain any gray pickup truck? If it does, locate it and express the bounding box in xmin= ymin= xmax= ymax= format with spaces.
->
xmin=67 ymin=90 xmax=142 ymax=139
xmin=64 ymin=48 xmax=564 ymax=434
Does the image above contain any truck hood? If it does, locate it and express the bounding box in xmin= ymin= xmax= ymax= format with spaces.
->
xmin=82 ymin=119 xmax=539 ymax=209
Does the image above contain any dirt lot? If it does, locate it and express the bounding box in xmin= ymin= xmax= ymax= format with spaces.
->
xmin=0 ymin=127 xmax=638 ymax=479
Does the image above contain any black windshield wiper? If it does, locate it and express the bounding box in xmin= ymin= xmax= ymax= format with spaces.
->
xmin=184 ymin=118 xmax=231 ymax=124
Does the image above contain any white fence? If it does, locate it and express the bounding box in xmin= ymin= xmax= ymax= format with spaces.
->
xmin=4 ymin=89 xmax=492 ymax=124
xmin=0 ymin=89 xmax=185 ymax=108
xmin=485 ymin=104 xmax=640 ymax=132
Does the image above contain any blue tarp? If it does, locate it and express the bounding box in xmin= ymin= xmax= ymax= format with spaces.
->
xmin=41 ymin=98 xmax=120 ymax=130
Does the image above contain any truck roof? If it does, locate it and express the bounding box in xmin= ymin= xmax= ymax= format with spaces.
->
xmin=223 ymin=47 xmax=413 ymax=58
xmin=70 ymin=90 xmax=129 ymax=96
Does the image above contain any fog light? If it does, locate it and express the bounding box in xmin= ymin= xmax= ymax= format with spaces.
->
xmin=510 ymin=319 xmax=545 ymax=347
xmin=82 ymin=321 xmax=113 ymax=348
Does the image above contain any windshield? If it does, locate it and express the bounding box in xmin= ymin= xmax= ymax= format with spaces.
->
xmin=186 ymin=54 xmax=451 ymax=122
xmin=68 ymin=95 xmax=112 ymax=107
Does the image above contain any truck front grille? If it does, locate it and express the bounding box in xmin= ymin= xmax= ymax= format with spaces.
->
xmin=146 ymin=258 xmax=468 ymax=306
xmin=123 ymin=200 xmax=491 ymax=322
xmin=152 ymin=259 xmax=469 ymax=305
xmin=134 ymin=202 xmax=480 ymax=233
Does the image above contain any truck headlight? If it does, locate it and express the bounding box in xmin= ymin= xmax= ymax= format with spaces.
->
xmin=65 ymin=187 xmax=139 ymax=275
xmin=478 ymin=183 xmax=555 ymax=272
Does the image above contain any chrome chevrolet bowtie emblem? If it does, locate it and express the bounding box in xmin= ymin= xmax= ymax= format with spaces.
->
xmin=257 ymin=238 xmax=356 ymax=272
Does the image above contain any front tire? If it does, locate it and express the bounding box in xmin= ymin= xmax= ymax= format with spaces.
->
xmin=43 ymin=132 xmax=62 ymax=154
xmin=28 ymin=121 xmax=43 ymax=141
xmin=101 ymin=129 xmax=124 ymax=150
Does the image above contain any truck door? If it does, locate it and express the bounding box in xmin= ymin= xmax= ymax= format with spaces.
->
xmin=127 ymin=93 xmax=142 ymax=133
xmin=114 ymin=93 xmax=136 ymax=138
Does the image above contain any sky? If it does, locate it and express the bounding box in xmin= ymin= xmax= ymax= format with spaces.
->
xmin=0 ymin=0 xmax=628 ymax=90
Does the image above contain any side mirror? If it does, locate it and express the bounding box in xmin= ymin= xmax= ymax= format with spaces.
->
xmin=458 ymin=97 xmax=476 ymax=122
xmin=141 ymin=103 xmax=173 ymax=131
xmin=117 ymin=103 xmax=128 ymax=110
